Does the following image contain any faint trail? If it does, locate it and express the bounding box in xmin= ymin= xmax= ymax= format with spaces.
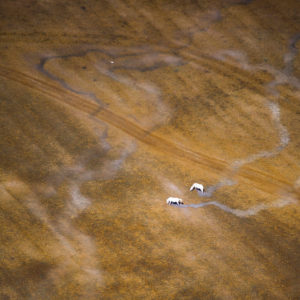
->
xmin=0 ymin=64 xmax=293 ymax=196
xmin=0 ymin=65 xmax=228 ymax=170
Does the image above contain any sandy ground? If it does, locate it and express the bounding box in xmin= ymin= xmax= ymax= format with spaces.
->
xmin=0 ymin=0 xmax=299 ymax=299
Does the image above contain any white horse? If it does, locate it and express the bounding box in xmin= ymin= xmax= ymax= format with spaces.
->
xmin=166 ymin=197 xmax=184 ymax=205
xmin=190 ymin=183 xmax=205 ymax=193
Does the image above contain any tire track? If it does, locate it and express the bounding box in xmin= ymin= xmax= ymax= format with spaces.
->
xmin=0 ymin=64 xmax=227 ymax=171
xmin=0 ymin=65 xmax=294 ymax=196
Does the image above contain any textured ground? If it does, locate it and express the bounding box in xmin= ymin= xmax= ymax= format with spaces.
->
xmin=0 ymin=0 xmax=299 ymax=299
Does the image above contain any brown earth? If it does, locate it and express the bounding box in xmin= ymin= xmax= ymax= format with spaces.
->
xmin=0 ymin=0 xmax=299 ymax=299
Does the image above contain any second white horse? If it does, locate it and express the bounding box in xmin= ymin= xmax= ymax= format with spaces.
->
xmin=190 ymin=183 xmax=205 ymax=193
xmin=166 ymin=197 xmax=184 ymax=205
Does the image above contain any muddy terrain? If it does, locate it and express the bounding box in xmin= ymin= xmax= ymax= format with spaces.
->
xmin=0 ymin=0 xmax=299 ymax=299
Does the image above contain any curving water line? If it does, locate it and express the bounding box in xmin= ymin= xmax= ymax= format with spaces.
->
xmin=178 ymin=34 xmax=300 ymax=216
xmin=180 ymin=197 xmax=297 ymax=217
xmin=38 ymin=47 xmax=183 ymax=130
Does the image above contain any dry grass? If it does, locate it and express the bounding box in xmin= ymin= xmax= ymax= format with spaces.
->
xmin=0 ymin=0 xmax=299 ymax=299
